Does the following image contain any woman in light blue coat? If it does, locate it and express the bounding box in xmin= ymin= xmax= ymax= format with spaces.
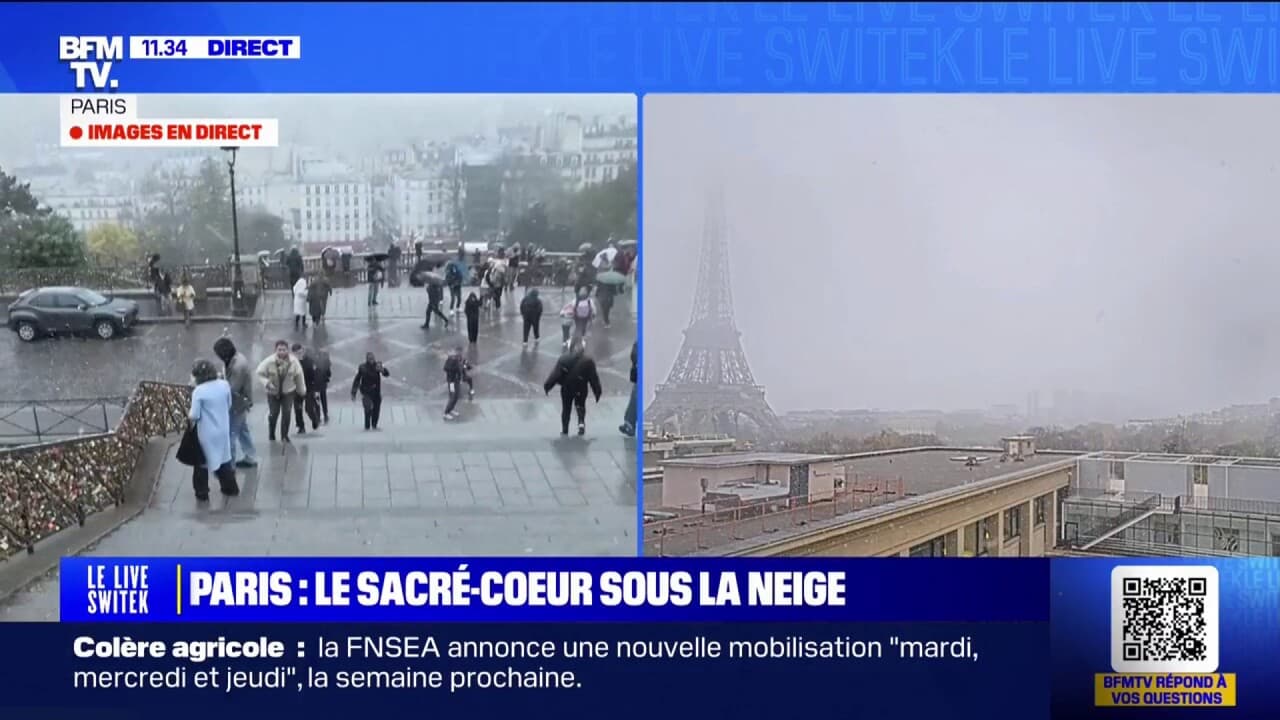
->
xmin=188 ymin=359 xmax=240 ymax=501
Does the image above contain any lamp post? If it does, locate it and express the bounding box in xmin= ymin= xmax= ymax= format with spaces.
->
xmin=220 ymin=145 xmax=245 ymax=316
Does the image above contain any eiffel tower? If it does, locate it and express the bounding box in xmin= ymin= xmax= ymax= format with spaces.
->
xmin=645 ymin=191 xmax=782 ymax=439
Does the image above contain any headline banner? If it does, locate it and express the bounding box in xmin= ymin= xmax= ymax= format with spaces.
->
xmin=60 ymin=557 xmax=1049 ymax=622
xmin=0 ymin=621 xmax=1048 ymax=719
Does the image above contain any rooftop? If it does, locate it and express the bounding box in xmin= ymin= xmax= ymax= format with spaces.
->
xmin=839 ymin=448 xmax=1070 ymax=496
xmin=662 ymin=452 xmax=839 ymax=469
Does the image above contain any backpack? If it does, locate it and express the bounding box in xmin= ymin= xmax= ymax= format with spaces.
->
xmin=575 ymin=298 xmax=593 ymax=319
xmin=446 ymin=262 xmax=462 ymax=283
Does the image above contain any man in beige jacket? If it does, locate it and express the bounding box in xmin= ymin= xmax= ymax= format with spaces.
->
xmin=256 ymin=339 xmax=306 ymax=443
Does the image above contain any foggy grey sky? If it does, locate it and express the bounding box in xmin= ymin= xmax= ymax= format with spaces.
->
xmin=0 ymin=94 xmax=635 ymax=167
xmin=643 ymin=95 xmax=1280 ymax=417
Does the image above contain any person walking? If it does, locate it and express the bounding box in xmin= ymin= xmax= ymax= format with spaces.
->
xmin=312 ymin=348 xmax=332 ymax=425
xmin=544 ymin=338 xmax=603 ymax=437
xmin=619 ymin=341 xmax=638 ymax=437
xmin=367 ymin=260 xmax=384 ymax=306
xmin=187 ymin=359 xmax=239 ymax=500
xmin=256 ymin=339 xmax=306 ymax=443
xmin=292 ymin=275 xmax=310 ymax=330
xmin=446 ymin=251 xmax=467 ymax=314
xmin=286 ymin=246 xmax=304 ymax=288
xmin=571 ymin=286 xmax=594 ymax=341
xmin=292 ymin=343 xmax=321 ymax=432
xmin=558 ymin=298 xmax=576 ymax=347
xmin=442 ymin=345 xmax=474 ymax=420
xmin=422 ymin=280 xmax=449 ymax=330
xmin=173 ymin=274 xmax=196 ymax=326
xmin=212 ymin=337 xmax=258 ymax=468
xmin=520 ymin=288 xmax=543 ymax=345
xmin=351 ymin=353 xmax=390 ymax=430
xmin=156 ymin=271 xmax=173 ymax=315
xmin=308 ymin=274 xmax=331 ymax=325
xmin=464 ymin=291 xmax=481 ymax=345
xmin=597 ymin=283 xmax=616 ymax=328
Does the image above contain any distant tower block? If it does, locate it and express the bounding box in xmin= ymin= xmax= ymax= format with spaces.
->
xmin=645 ymin=190 xmax=782 ymax=439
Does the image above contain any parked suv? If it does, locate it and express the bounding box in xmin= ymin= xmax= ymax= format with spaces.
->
xmin=7 ymin=286 xmax=140 ymax=342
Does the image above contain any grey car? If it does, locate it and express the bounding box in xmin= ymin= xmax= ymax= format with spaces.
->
xmin=7 ymin=286 xmax=140 ymax=342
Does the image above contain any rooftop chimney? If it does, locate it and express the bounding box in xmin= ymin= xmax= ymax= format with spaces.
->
xmin=1002 ymin=435 xmax=1036 ymax=462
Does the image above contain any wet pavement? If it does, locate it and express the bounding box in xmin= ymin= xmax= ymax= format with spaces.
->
xmin=0 ymin=286 xmax=638 ymax=400
xmin=0 ymin=286 xmax=640 ymax=619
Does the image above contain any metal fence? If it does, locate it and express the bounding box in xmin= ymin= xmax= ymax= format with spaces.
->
xmin=642 ymin=479 xmax=906 ymax=557
xmin=0 ymin=397 xmax=129 ymax=447
xmin=0 ymin=381 xmax=191 ymax=558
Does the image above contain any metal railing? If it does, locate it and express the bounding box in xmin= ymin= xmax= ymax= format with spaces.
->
xmin=0 ymin=381 xmax=191 ymax=558
xmin=0 ymin=397 xmax=129 ymax=446
xmin=643 ymin=479 xmax=906 ymax=557
xmin=259 ymin=251 xmax=590 ymax=291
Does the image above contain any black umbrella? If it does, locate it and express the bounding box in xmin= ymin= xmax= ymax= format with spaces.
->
xmin=365 ymin=252 xmax=390 ymax=263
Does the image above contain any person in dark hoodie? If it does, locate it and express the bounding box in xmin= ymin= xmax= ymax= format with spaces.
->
xmin=544 ymin=338 xmax=603 ymax=437
xmin=619 ymin=341 xmax=638 ymax=437
xmin=286 ymin=246 xmax=304 ymax=288
xmin=291 ymin=344 xmax=321 ymax=432
xmin=212 ymin=336 xmax=258 ymax=467
xmin=351 ymin=352 xmax=390 ymax=430
xmin=442 ymin=345 xmax=474 ymax=420
xmin=464 ymin=291 xmax=482 ymax=345
xmin=520 ymin=289 xmax=543 ymax=345
xmin=422 ymin=280 xmax=449 ymax=330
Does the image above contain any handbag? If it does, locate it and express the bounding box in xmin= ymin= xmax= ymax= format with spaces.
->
xmin=176 ymin=423 xmax=205 ymax=467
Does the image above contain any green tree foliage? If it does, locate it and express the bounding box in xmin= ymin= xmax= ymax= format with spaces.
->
xmin=85 ymin=223 xmax=140 ymax=264
xmin=506 ymin=164 xmax=636 ymax=252
xmin=0 ymin=166 xmax=86 ymax=268
xmin=237 ymin=209 xmax=286 ymax=255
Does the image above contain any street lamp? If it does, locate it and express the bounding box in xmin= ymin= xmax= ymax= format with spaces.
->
xmin=220 ymin=145 xmax=246 ymax=316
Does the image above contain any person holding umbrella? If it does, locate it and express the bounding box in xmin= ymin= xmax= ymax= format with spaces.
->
xmin=366 ymin=254 xmax=386 ymax=307
xmin=595 ymin=269 xmax=627 ymax=328
xmin=421 ymin=272 xmax=450 ymax=331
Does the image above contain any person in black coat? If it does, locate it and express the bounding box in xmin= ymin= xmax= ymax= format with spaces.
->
xmin=520 ymin=289 xmax=543 ymax=345
xmin=351 ymin=353 xmax=390 ymax=430
xmin=286 ymin=247 xmax=304 ymax=288
xmin=544 ymin=338 xmax=603 ymax=436
xmin=620 ymin=341 xmax=637 ymax=436
xmin=464 ymin=292 xmax=481 ymax=344
xmin=442 ymin=345 xmax=474 ymax=420
xmin=291 ymin=344 xmax=321 ymax=432
xmin=422 ymin=281 xmax=449 ymax=330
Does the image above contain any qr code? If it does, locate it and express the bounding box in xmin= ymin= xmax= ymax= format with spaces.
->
xmin=1110 ymin=565 xmax=1219 ymax=673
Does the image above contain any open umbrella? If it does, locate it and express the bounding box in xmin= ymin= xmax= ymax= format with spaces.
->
xmin=365 ymin=252 xmax=390 ymax=263
xmin=578 ymin=242 xmax=594 ymax=252
xmin=617 ymin=239 xmax=638 ymax=248
xmin=413 ymin=270 xmax=445 ymax=287
xmin=597 ymin=270 xmax=627 ymax=285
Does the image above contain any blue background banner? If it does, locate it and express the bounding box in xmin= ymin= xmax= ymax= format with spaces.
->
xmin=1051 ymin=558 xmax=1280 ymax=719
xmin=1 ymin=2 xmax=1280 ymax=92
xmin=61 ymin=557 xmax=1049 ymax=622
xmin=0 ymin=621 xmax=1049 ymax=719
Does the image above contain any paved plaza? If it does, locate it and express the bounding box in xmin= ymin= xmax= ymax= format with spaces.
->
xmin=0 ymin=286 xmax=639 ymax=620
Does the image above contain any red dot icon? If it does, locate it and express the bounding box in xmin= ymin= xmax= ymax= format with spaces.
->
xmin=69 ymin=126 xmax=83 ymax=140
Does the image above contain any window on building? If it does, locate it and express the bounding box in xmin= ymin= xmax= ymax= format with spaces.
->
xmin=1192 ymin=465 xmax=1209 ymax=486
xmin=1109 ymin=461 xmax=1125 ymax=480
xmin=1004 ymin=506 xmax=1022 ymax=541
xmin=1271 ymin=533 xmax=1280 ymax=557
xmin=1214 ymin=527 xmax=1240 ymax=553
xmin=1034 ymin=495 xmax=1047 ymax=526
